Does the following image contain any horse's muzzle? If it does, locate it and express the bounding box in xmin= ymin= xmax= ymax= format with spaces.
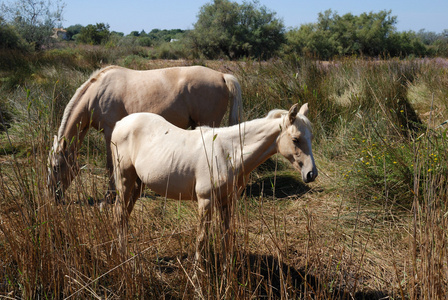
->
xmin=305 ymin=170 xmax=317 ymax=183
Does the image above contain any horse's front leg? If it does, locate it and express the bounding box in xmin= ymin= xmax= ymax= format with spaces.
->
xmin=103 ymin=128 xmax=116 ymax=204
xmin=221 ymin=201 xmax=232 ymax=267
xmin=191 ymin=197 xmax=211 ymax=297
xmin=194 ymin=198 xmax=211 ymax=268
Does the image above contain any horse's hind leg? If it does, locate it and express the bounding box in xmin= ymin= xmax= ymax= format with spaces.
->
xmin=127 ymin=178 xmax=144 ymax=215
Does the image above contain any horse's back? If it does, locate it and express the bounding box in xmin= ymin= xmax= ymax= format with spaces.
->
xmin=91 ymin=65 xmax=231 ymax=129
xmin=113 ymin=112 xmax=187 ymax=159
xmin=113 ymin=113 xmax=170 ymax=143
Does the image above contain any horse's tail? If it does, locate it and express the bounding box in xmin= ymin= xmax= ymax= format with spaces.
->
xmin=223 ymin=74 xmax=243 ymax=125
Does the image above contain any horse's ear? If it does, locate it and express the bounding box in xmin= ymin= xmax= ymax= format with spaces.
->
xmin=298 ymin=103 xmax=309 ymax=117
xmin=288 ymin=104 xmax=299 ymax=124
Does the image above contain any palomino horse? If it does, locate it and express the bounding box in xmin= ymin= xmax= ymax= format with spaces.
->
xmin=47 ymin=65 xmax=242 ymax=202
xmin=111 ymin=103 xmax=317 ymax=264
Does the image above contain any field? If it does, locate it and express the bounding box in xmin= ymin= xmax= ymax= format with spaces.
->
xmin=1 ymin=48 xmax=448 ymax=299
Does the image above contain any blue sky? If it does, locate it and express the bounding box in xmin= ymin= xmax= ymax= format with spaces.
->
xmin=62 ymin=0 xmax=447 ymax=34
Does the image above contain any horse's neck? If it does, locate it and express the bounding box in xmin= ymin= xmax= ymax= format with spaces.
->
xmin=58 ymin=102 xmax=89 ymax=149
xmin=230 ymin=117 xmax=283 ymax=174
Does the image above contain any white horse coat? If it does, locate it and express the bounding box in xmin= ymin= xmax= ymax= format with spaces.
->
xmin=111 ymin=103 xmax=317 ymax=261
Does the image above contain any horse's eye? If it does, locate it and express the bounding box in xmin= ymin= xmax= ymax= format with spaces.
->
xmin=53 ymin=164 xmax=61 ymax=172
xmin=293 ymin=138 xmax=300 ymax=144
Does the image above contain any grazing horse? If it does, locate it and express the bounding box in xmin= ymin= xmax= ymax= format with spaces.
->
xmin=111 ymin=103 xmax=317 ymax=264
xmin=47 ymin=65 xmax=242 ymax=202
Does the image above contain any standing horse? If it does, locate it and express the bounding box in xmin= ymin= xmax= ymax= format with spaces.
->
xmin=47 ymin=65 xmax=242 ymax=202
xmin=111 ymin=103 xmax=317 ymax=265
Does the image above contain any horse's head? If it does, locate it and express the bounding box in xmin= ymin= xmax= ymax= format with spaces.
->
xmin=277 ymin=103 xmax=318 ymax=183
xmin=47 ymin=135 xmax=79 ymax=202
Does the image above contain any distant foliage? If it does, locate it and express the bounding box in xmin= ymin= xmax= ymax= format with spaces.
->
xmin=1 ymin=0 xmax=64 ymax=49
xmin=76 ymin=23 xmax=111 ymax=45
xmin=0 ymin=16 xmax=29 ymax=50
xmin=386 ymin=30 xmax=427 ymax=57
xmin=190 ymin=0 xmax=285 ymax=59
xmin=285 ymin=10 xmax=428 ymax=59
xmin=421 ymin=29 xmax=448 ymax=57
xmin=0 ymin=0 xmax=447 ymax=60
xmin=123 ymin=28 xmax=187 ymax=47
xmin=146 ymin=29 xmax=185 ymax=43
xmin=65 ymin=24 xmax=83 ymax=41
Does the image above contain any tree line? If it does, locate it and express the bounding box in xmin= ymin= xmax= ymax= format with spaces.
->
xmin=285 ymin=9 xmax=448 ymax=59
xmin=63 ymin=24 xmax=185 ymax=48
xmin=1 ymin=0 xmax=447 ymax=59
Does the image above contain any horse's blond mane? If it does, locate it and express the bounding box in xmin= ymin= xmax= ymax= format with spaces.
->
xmin=266 ymin=108 xmax=312 ymax=130
xmin=57 ymin=65 xmax=122 ymax=140
xmin=298 ymin=114 xmax=312 ymax=129
xmin=266 ymin=109 xmax=288 ymax=119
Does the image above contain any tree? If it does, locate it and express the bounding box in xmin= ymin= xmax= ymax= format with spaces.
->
xmin=0 ymin=16 xmax=28 ymax=50
xmin=387 ymin=31 xmax=427 ymax=57
xmin=1 ymin=0 xmax=65 ymax=49
xmin=286 ymin=10 xmax=403 ymax=59
xmin=65 ymin=24 xmax=82 ymax=40
xmin=354 ymin=10 xmax=397 ymax=56
xmin=190 ymin=0 xmax=285 ymax=59
xmin=285 ymin=10 xmax=339 ymax=59
xmin=416 ymin=29 xmax=439 ymax=45
xmin=147 ymin=28 xmax=185 ymax=44
xmin=76 ymin=23 xmax=110 ymax=45
xmin=433 ymin=30 xmax=448 ymax=56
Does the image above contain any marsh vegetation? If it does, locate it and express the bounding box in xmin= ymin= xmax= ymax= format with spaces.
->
xmin=1 ymin=50 xmax=447 ymax=298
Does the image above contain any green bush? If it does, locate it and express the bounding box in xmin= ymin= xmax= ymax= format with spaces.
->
xmin=190 ymin=0 xmax=285 ymax=59
xmin=285 ymin=10 xmax=430 ymax=59
xmin=76 ymin=23 xmax=111 ymax=45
